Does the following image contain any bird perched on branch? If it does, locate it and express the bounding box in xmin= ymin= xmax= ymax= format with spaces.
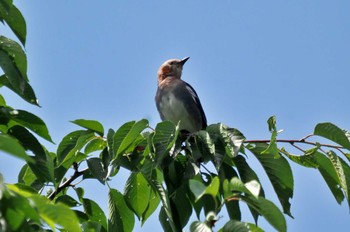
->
xmin=155 ymin=57 xmax=207 ymax=133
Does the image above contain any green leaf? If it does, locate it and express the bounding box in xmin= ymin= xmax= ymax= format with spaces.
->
xmin=327 ymin=151 xmax=350 ymax=209
xmin=171 ymin=185 xmax=193 ymax=228
xmin=107 ymin=128 xmax=115 ymax=157
xmin=262 ymin=116 xmax=280 ymax=158
xmin=124 ymin=172 xmax=151 ymax=219
xmin=314 ymin=122 xmax=350 ymax=150
xmin=71 ymin=119 xmax=104 ymax=137
xmin=241 ymin=195 xmax=286 ymax=232
xmin=0 ymin=74 xmax=39 ymax=105
xmin=0 ymin=133 xmax=33 ymax=162
xmin=2 ymin=4 xmax=26 ymax=46
xmin=82 ymin=198 xmax=107 ymax=231
xmin=141 ymin=187 xmax=160 ymax=225
xmin=112 ymin=121 xmax=136 ymax=158
xmin=8 ymin=125 xmax=46 ymax=159
xmin=0 ymin=36 xmax=27 ymax=92
xmin=7 ymin=185 xmax=81 ymax=232
xmin=116 ymin=119 xmax=148 ymax=156
xmin=281 ymin=147 xmax=319 ymax=168
xmin=84 ymin=137 xmax=106 ymax=154
xmin=247 ymin=143 xmax=294 ymax=217
xmin=314 ymin=152 xmax=344 ymax=204
xmin=219 ymin=163 xmax=241 ymax=221
xmin=108 ymin=188 xmax=135 ymax=232
xmin=0 ymin=0 xmax=12 ymax=19
xmin=193 ymin=130 xmax=215 ymax=163
xmin=189 ymin=179 xmax=207 ymax=202
xmin=207 ymin=123 xmax=245 ymax=158
xmin=55 ymin=195 xmax=80 ymax=208
xmin=59 ymin=131 xmax=95 ymax=168
xmin=222 ymin=220 xmax=264 ymax=232
xmin=189 ymin=177 xmax=220 ymax=202
xmin=152 ymin=120 xmax=180 ymax=166
xmin=86 ymin=157 xmax=107 ymax=184
xmin=8 ymin=109 xmax=53 ymax=142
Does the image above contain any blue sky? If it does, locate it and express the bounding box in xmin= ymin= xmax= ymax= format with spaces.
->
xmin=1 ymin=0 xmax=350 ymax=231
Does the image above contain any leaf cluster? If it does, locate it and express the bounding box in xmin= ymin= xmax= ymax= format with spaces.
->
xmin=1 ymin=2 xmax=350 ymax=232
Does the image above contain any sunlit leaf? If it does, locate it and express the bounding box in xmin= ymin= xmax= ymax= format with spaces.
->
xmin=124 ymin=172 xmax=151 ymax=219
xmin=108 ymin=188 xmax=135 ymax=232
xmin=314 ymin=122 xmax=350 ymax=150
xmin=82 ymin=198 xmax=107 ymax=231
xmin=71 ymin=119 xmax=104 ymax=137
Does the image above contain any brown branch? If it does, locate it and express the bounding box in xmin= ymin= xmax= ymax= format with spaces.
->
xmin=48 ymin=166 xmax=89 ymax=200
xmin=244 ymin=139 xmax=344 ymax=149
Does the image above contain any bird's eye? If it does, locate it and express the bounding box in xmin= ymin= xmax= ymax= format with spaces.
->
xmin=169 ymin=61 xmax=175 ymax=65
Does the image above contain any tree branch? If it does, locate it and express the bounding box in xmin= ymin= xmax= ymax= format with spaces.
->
xmin=48 ymin=165 xmax=89 ymax=200
xmin=244 ymin=138 xmax=344 ymax=149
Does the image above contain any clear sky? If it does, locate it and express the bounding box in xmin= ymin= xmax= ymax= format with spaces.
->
xmin=1 ymin=0 xmax=350 ymax=231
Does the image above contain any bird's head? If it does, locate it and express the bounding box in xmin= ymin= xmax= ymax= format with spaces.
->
xmin=157 ymin=57 xmax=190 ymax=84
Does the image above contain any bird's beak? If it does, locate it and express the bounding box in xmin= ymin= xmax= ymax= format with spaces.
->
xmin=180 ymin=57 xmax=190 ymax=66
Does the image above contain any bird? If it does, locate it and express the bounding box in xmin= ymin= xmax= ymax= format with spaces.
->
xmin=155 ymin=57 xmax=207 ymax=133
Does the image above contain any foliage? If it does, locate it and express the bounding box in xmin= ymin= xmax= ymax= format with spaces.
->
xmin=1 ymin=2 xmax=350 ymax=231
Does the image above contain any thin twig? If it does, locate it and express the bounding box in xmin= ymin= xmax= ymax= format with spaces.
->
xmin=48 ymin=167 xmax=89 ymax=200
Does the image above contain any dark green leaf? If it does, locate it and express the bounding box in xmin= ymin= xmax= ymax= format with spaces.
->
xmin=71 ymin=119 xmax=104 ymax=137
xmin=0 ymin=36 xmax=27 ymax=93
xmin=108 ymin=188 xmax=135 ymax=232
xmin=0 ymin=133 xmax=33 ymax=162
xmin=107 ymin=128 xmax=115 ymax=157
xmin=193 ymin=130 xmax=215 ymax=163
xmin=247 ymin=143 xmax=294 ymax=217
xmin=0 ymin=0 xmax=12 ymax=19
xmin=82 ymin=198 xmax=107 ymax=231
xmin=170 ymin=185 xmax=193 ymax=228
xmin=2 ymin=4 xmax=26 ymax=46
xmin=241 ymin=195 xmax=286 ymax=232
xmin=8 ymin=125 xmax=46 ymax=159
xmin=233 ymin=155 xmax=265 ymax=223
xmin=86 ymin=158 xmax=107 ymax=184
xmin=0 ymin=74 xmax=39 ymax=105
xmin=9 ymin=109 xmax=53 ymax=142
xmin=219 ymin=163 xmax=241 ymax=221
xmin=55 ymin=195 xmax=80 ymax=207
xmin=314 ymin=122 xmax=350 ymax=150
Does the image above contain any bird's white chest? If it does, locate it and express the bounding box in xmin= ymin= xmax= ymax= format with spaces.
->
xmin=158 ymin=93 xmax=191 ymax=129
